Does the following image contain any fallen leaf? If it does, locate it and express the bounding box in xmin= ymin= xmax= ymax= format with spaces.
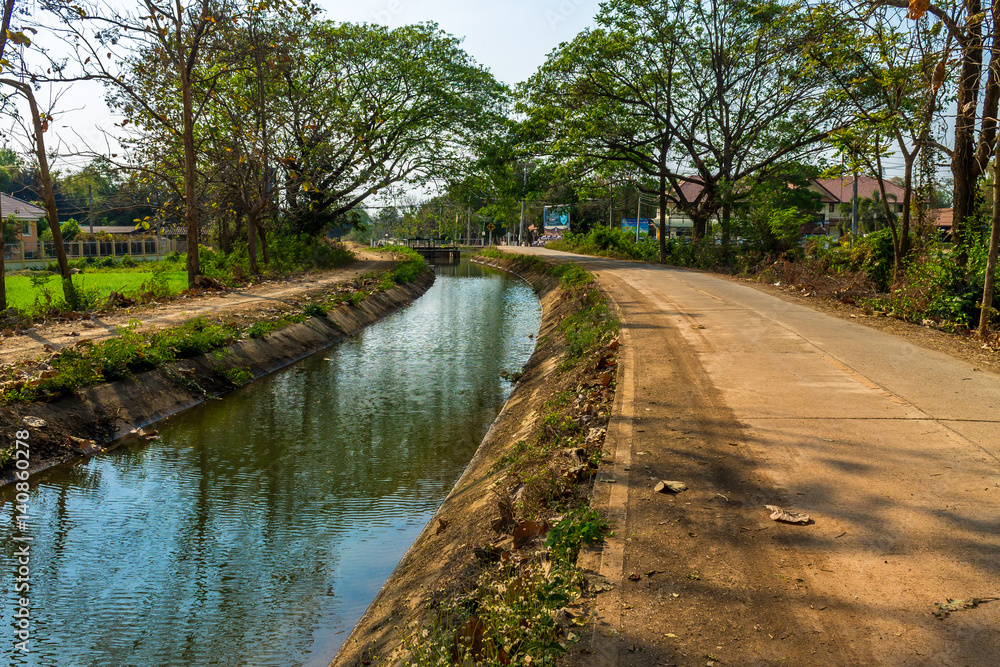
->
xmin=766 ymin=505 xmax=811 ymax=524
xmin=655 ymin=481 xmax=688 ymax=494
xmin=513 ymin=520 xmax=550 ymax=549
xmin=933 ymin=597 xmax=999 ymax=620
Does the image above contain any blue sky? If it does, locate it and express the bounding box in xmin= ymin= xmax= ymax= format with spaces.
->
xmin=322 ymin=0 xmax=600 ymax=86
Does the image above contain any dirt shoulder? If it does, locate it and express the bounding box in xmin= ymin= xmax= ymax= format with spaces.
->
xmin=0 ymin=246 xmax=394 ymax=368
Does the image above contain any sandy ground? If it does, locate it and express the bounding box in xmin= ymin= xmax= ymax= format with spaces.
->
xmin=0 ymin=247 xmax=394 ymax=368
xmin=502 ymin=247 xmax=1000 ymax=667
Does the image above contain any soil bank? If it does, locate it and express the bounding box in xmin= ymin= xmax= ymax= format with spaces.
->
xmin=0 ymin=268 xmax=436 ymax=486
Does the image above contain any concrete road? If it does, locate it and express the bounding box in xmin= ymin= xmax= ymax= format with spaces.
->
xmin=506 ymin=247 xmax=1000 ymax=666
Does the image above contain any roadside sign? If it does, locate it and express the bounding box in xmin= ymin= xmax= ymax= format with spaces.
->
xmin=543 ymin=206 xmax=571 ymax=230
xmin=622 ymin=218 xmax=651 ymax=235
xmin=487 ymin=223 xmax=495 ymax=231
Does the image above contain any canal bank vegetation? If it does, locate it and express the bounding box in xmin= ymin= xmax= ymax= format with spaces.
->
xmin=337 ymin=251 xmax=621 ymax=666
xmin=0 ymin=252 xmax=431 ymax=480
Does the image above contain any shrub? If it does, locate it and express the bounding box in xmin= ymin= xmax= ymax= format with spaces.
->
xmin=850 ymin=228 xmax=896 ymax=292
xmin=303 ymin=303 xmax=328 ymax=318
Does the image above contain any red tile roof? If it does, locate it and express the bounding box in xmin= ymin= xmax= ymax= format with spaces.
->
xmin=929 ymin=208 xmax=953 ymax=230
xmin=815 ymin=176 xmax=906 ymax=205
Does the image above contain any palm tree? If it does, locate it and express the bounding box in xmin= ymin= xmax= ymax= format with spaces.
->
xmin=838 ymin=191 xmax=898 ymax=235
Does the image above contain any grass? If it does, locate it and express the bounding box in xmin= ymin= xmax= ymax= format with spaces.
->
xmin=0 ymin=316 xmax=242 ymax=404
xmin=4 ymin=270 xmax=188 ymax=311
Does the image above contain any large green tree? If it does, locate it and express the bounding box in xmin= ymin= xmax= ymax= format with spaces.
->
xmin=276 ymin=21 xmax=509 ymax=236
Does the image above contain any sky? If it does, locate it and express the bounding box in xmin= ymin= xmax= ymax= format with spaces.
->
xmin=28 ymin=0 xmax=601 ymax=174
xmin=322 ymin=0 xmax=600 ymax=86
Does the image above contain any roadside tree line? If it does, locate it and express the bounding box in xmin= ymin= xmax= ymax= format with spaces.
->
xmin=0 ymin=0 xmax=508 ymax=309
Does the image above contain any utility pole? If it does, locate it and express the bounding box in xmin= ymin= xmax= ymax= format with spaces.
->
xmin=519 ymin=198 xmax=525 ymax=246
xmin=609 ymin=183 xmax=614 ymax=229
xmin=636 ymin=189 xmax=642 ymax=243
xmin=466 ymin=205 xmax=471 ymax=246
xmin=88 ymin=183 xmax=94 ymax=234
xmin=851 ymin=170 xmax=859 ymax=247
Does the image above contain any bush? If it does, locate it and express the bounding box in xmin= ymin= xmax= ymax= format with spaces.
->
xmin=303 ymin=303 xmax=328 ymax=318
xmin=61 ymin=219 xmax=83 ymax=242
xmin=850 ymin=228 xmax=896 ymax=292
xmin=550 ymin=227 xmax=660 ymax=262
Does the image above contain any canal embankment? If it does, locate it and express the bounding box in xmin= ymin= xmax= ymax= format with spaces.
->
xmin=0 ymin=264 xmax=436 ymax=486
xmin=334 ymin=251 xmax=621 ymax=666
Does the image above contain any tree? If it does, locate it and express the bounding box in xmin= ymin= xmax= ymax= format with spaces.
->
xmin=878 ymin=0 xmax=1000 ymax=260
xmin=275 ymin=21 xmax=509 ymax=236
xmin=736 ymin=167 xmax=823 ymax=252
xmin=200 ymin=14 xmax=284 ymax=272
xmin=522 ymin=0 xmax=853 ymax=260
xmin=0 ymin=78 xmax=78 ymax=304
xmin=0 ymin=0 xmax=13 ymax=310
xmin=41 ymin=0 xmax=276 ymax=288
xmin=816 ymin=4 xmax=948 ymax=276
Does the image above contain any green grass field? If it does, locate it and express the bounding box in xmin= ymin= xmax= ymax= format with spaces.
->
xmin=4 ymin=270 xmax=188 ymax=310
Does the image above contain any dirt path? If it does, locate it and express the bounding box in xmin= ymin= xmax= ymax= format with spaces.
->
xmin=505 ymin=248 xmax=1000 ymax=666
xmin=0 ymin=248 xmax=394 ymax=368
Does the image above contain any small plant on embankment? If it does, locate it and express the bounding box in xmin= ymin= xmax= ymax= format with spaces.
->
xmin=404 ymin=508 xmax=609 ymax=666
xmin=396 ymin=251 xmax=620 ymax=666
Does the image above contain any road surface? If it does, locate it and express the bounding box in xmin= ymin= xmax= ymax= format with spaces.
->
xmin=508 ymin=247 xmax=1000 ymax=666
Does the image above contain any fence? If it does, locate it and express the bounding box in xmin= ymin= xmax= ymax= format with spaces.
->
xmin=2 ymin=236 xmax=179 ymax=271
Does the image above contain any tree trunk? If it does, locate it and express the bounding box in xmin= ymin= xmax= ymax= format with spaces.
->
xmin=220 ymin=211 xmax=231 ymax=255
xmin=0 ymin=235 xmax=6 ymax=311
xmin=721 ymin=203 xmax=732 ymax=252
xmin=257 ymin=223 xmax=269 ymax=266
xmin=691 ymin=213 xmax=708 ymax=242
xmin=951 ymin=0 xmax=985 ymax=262
xmin=13 ymin=82 xmax=75 ymax=306
xmin=900 ymin=155 xmax=915 ymax=264
xmin=0 ymin=0 xmax=11 ymax=310
xmin=247 ymin=210 xmax=258 ymax=275
xmin=181 ymin=62 xmax=201 ymax=288
xmin=980 ymin=146 xmax=1000 ymax=337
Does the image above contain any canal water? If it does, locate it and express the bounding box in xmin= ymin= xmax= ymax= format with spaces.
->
xmin=0 ymin=259 xmax=541 ymax=667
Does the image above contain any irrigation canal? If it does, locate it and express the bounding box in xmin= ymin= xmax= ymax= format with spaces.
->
xmin=0 ymin=258 xmax=541 ymax=666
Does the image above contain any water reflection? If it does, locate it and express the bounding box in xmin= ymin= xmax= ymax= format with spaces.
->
xmin=0 ymin=260 xmax=540 ymax=667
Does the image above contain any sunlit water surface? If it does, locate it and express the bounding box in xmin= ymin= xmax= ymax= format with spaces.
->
xmin=0 ymin=259 xmax=540 ymax=666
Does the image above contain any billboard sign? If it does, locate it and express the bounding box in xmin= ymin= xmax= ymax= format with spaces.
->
xmin=543 ymin=206 xmax=571 ymax=231
xmin=622 ymin=218 xmax=652 ymax=235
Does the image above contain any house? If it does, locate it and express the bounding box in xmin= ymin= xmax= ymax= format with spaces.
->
xmin=811 ymin=176 xmax=907 ymax=234
xmin=643 ymin=176 xmax=909 ymax=240
xmin=1 ymin=193 xmax=47 ymax=260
